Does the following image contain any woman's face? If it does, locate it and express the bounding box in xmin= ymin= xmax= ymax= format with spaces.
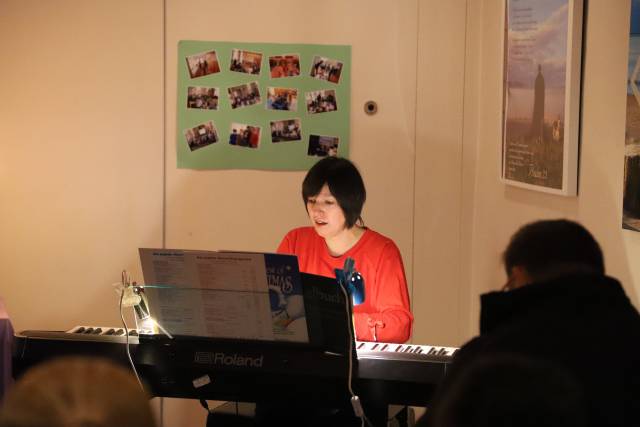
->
xmin=306 ymin=184 xmax=347 ymax=239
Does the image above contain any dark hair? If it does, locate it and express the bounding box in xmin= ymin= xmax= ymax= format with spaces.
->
xmin=429 ymin=354 xmax=587 ymax=427
xmin=503 ymin=219 xmax=604 ymax=280
xmin=302 ymin=157 xmax=366 ymax=228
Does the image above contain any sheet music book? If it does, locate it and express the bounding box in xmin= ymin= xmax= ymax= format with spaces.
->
xmin=139 ymin=248 xmax=309 ymax=343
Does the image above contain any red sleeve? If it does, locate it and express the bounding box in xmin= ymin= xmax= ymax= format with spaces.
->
xmin=353 ymin=242 xmax=413 ymax=343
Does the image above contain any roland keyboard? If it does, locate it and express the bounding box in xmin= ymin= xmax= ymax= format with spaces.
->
xmin=13 ymin=327 xmax=458 ymax=407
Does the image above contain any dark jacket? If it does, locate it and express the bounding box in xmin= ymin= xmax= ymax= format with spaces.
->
xmin=429 ymin=274 xmax=640 ymax=427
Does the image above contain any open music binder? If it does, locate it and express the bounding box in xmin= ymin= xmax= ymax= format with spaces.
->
xmin=138 ymin=248 xmax=354 ymax=354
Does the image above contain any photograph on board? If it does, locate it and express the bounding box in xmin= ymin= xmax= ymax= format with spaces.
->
xmin=184 ymin=121 xmax=219 ymax=151
xmin=230 ymin=49 xmax=263 ymax=75
xmin=186 ymin=50 xmax=221 ymax=78
xmin=266 ymin=87 xmax=298 ymax=111
xmin=305 ymin=89 xmax=337 ymax=114
xmin=228 ymin=81 xmax=262 ymax=109
xmin=270 ymin=119 xmax=302 ymax=143
xmin=308 ymin=134 xmax=339 ymax=157
xmin=269 ymin=54 xmax=301 ymax=78
xmin=310 ymin=55 xmax=344 ymax=84
xmin=229 ymin=122 xmax=261 ymax=149
xmin=187 ymin=86 xmax=219 ymax=110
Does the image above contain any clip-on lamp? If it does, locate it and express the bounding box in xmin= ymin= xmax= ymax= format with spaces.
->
xmin=335 ymin=257 xmax=365 ymax=306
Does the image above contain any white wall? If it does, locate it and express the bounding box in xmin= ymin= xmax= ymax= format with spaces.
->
xmin=0 ymin=0 xmax=164 ymax=331
xmin=413 ymin=0 xmax=470 ymax=346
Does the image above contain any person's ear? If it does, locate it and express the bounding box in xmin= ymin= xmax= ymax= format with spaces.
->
xmin=510 ymin=265 xmax=532 ymax=289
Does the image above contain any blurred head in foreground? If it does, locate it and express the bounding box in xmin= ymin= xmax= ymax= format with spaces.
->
xmin=0 ymin=356 xmax=155 ymax=427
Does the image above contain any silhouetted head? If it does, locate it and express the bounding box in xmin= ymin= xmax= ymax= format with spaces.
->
xmin=503 ymin=219 xmax=604 ymax=288
xmin=0 ymin=357 xmax=155 ymax=427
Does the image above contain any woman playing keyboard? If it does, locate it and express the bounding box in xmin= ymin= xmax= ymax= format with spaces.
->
xmin=278 ymin=156 xmax=413 ymax=343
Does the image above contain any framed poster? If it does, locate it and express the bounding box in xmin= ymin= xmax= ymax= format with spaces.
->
xmin=177 ymin=40 xmax=351 ymax=171
xmin=624 ymin=0 xmax=640 ymax=232
xmin=501 ymin=0 xmax=583 ymax=195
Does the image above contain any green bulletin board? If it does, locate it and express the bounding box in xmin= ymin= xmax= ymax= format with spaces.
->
xmin=177 ymin=40 xmax=351 ymax=170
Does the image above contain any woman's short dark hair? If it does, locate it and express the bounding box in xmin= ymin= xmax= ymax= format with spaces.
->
xmin=302 ymin=157 xmax=366 ymax=228
xmin=503 ymin=219 xmax=605 ymax=280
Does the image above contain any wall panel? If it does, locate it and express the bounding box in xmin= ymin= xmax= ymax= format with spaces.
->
xmin=0 ymin=0 xmax=164 ymax=330
xmin=413 ymin=0 xmax=469 ymax=346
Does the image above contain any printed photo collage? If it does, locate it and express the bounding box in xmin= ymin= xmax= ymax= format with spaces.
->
xmin=183 ymin=48 xmax=343 ymax=158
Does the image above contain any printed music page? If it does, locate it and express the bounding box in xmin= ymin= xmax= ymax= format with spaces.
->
xmin=138 ymin=249 xmax=308 ymax=343
xmin=193 ymin=252 xmax=274 ymax=340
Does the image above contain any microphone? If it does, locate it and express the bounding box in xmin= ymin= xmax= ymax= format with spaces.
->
xmin=335 ymin=257 xmax=365 ymax=306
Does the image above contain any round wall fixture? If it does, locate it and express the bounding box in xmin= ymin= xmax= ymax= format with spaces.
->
xmin=364 ymin=100 xmax=378 ymax=115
